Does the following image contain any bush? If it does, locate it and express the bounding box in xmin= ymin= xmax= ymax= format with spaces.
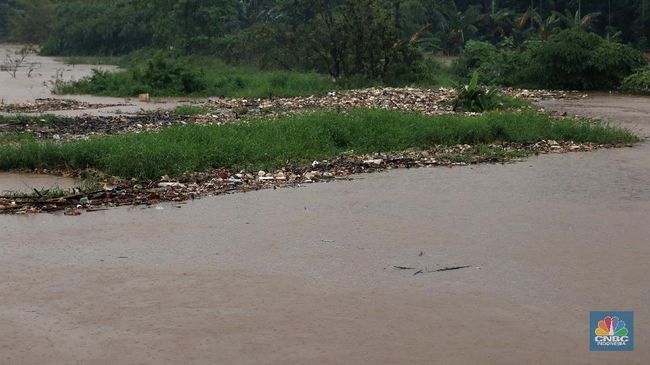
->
xmin=620 ymin=66 xmax=650 ymax=94
xmin=453 ymin=72 xmax=499 ymax=112
xmin=454 ymin=40 xmax=534 ymax=87
xmin=525 ymin=29 xmax=646 ymax=90
xmin=54 ymin=69 xmax=146 ymax=96
xmin=135 ymin=53 xmax=206 ymax=95
xmin=454 ymin=41 xmax=497 ymax=78
xmin=55 ymin=54 xmax=339 ymax=98
xmin=456 ymin=29 xmax=647 ymax=90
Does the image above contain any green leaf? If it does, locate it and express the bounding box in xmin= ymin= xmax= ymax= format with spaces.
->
xmin=469 ymin=71 xmax=479 ymax=91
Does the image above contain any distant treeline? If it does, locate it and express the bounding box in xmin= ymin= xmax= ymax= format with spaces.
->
xmin=1 ymin=0 xmax=650 ymax=81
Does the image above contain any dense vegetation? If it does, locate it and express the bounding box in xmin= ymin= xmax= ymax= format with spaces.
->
xmin=0 ymin=109 xmax=638 ymax=179
xmin=2 ymin=0 xmax=650 ymax=92
xmin=54 ymin=52 xmax=340 ymax=97
xmin=621 ymin=65 xmax=650 ymax=94
xmin=455 ymin=28 xmax=648 ymax=89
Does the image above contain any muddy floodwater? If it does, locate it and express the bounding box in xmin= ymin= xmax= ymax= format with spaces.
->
xmin=0 ymin=172 xmax=77 ymax=194
xmin=0 ymin=44 xmax=195 ymax=115
xmin=0 ymin=44 xmax=116 ymax=104
xmin=0 ymin=94 xmax=647 ymax=364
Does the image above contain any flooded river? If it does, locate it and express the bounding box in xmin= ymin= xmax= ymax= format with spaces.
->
xmin=0 ymin=95 xmax=648 ymax=363
xmin=0 ymin=44 xmax=194 ymax=115
xmin=0 ymin=172 xmax=77 ymax=194
xmin=0 ymin=44 xmax=648 ymax=363
xmin=0 ymin=44 xmax=116 ymax=104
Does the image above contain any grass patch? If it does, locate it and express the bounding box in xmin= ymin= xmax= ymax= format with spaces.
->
xmin=0 ymin=132 xmax=36 ymax=145
xmin=54 ymin=52 xmax=460 ymax=98
xmin=497 ymin=95 xmax=532 ymax=109
xmin=431 ymin=65 xmax=460 ymax=88
xmin=0 ymin=109 xmax=638 ymax=180
xmin=172 ymin=105 xmax=211 ymax=116
xmin=55 ymin=54 xmax=339 ymax=98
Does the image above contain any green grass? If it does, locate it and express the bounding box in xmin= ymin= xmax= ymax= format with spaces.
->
xmin=53 ymin=52 xmax=461 ymax=98
xmin=0 ymin=132 xmax=36 ymax=145
xmin=0 ymin=109 xmax=638 ymax=180
xmin=172 ymin=105 xmax=211 ymax=116
xmin=56 ymin=55 xmax=339 ymax=98
xmin=431 ymin=65 xmax=460 ymax=88
xmin=496 ymin=95 xmax=533 ymax=109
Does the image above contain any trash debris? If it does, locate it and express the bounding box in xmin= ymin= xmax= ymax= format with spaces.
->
xmin=0 ymin=87 xmax=579 ymax=141
xmin=432 ymin=265 xmax=472 ymax=272
xmin=413 ymin=265 xmax=473 ymax=275
xmin=394 ymin=264 xmax=473 ymax=275
xmin=393 ymin=266 xmax=417 ymax=270
xmin=0 ymin=139 xmax=617 ymax=215
xmin=0 ymin=98 xmax=129 ymax=113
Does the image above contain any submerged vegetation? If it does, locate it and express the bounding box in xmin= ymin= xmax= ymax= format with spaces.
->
xmin=0 ymin=109 xmax=638 ymax=180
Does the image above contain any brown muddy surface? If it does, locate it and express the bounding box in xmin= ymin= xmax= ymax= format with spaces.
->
xmin=0 ymin=94 xmax=648 ymax=364
xmin=0 ymin=44 xmax=194 ymax=115
xmin=0 ymin=44 xmax=116 ymax=104
xmin=0 ymin=172 xmax=76 ymax=194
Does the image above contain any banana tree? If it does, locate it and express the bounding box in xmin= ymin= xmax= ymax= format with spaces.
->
xmin=481 ymin=7 xmax=515 ymax=42
xmin=518 ymin=7 xmax=560 ymax=39
xmin=436 ymin=4 xmax=482 ymax=55
xmin=558 ymin=8 xmax=601 ymax=31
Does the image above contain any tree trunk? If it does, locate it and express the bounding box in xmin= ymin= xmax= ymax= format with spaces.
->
xmin=394 ymin=0 xmax=401 ymax=32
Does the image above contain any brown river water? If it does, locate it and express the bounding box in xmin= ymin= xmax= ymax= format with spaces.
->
xmin=0 ymin=43 xmax=195 ymax=115
xmin=0 ymin=172 xmax=76 ymax=194
xmin=0 ymin=47 xmax=649 ymax=363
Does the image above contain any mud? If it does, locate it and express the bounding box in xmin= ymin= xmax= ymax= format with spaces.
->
xmin=0 ymin=172 xmax=76 ymax=194
xmin=0 ymin=94 xmax=648 ymax=364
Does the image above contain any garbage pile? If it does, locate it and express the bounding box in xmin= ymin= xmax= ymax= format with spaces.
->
xmin=0 ymin=87 xmax=580 ymax=140
xmin=0 ymin=98 xmax=129 ymax=113
xmin=207 ymin=87 xmax=579 ymax=117
xmin=0 ymin=113 xmax=178 ymax=140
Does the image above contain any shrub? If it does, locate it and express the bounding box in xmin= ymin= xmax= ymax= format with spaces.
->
xmin=135 ymin=53 xmax=206 ymax=95
xmin=456 ymin=29 xmax=647 ymax=90
xmin=454 ymin=41 xmax=497 ymax=78
xmin=620 ymin=66 xmax=650 ymax=94
xmin=453 ymin=71 xmax=499 ymax=112
xmin=454 ymin=40 xmax=534 ymax=87
xmin=526 ymin=29 xmax=646 ymax=90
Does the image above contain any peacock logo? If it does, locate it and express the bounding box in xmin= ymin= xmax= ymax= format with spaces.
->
xmin=595 ymin=316 xmax=628 ymax=337
xmin=590 ymin=311 xmax=633 ymax=351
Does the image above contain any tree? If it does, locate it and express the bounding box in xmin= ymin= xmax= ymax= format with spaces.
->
xmin=435 ymin=4 xmax=482 ymax=55
xmin=518 ymin=7 xmax=561 ymax=39
xmin=0 ymin=0 xmax=15 ymax=40
xmin=8 ymin=0 xmax=55 ymax=44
